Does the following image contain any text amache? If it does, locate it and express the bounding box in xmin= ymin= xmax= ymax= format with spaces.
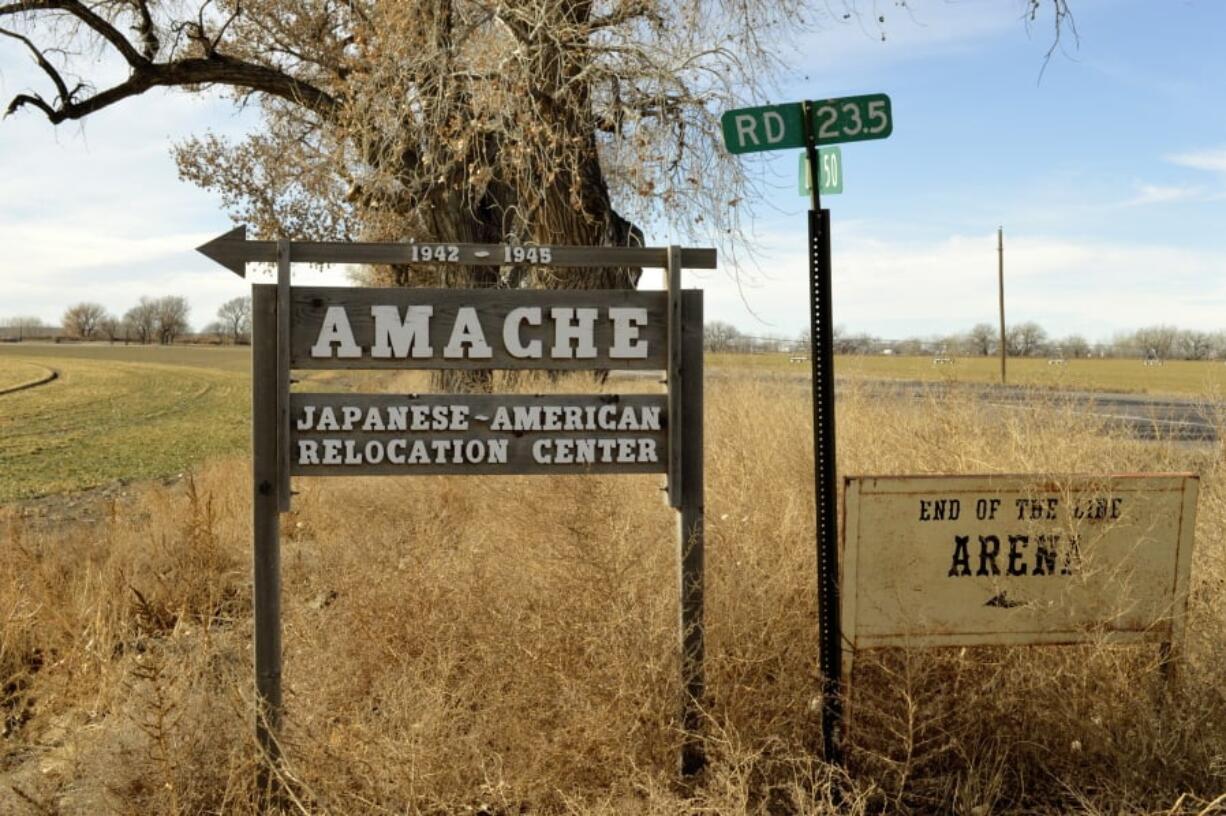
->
xmin=310 ymin=304 xmax=649 ymax=361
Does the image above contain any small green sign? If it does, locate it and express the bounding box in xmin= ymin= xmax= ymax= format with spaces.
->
xmin=720 ymin=103 xmax=805 ymax=155
xmin=721 ymin=94 xmax=892 ymax=155
xmin=798 ymin=148 xmax=843 ymax=195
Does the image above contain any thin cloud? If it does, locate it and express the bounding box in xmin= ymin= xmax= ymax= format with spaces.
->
xmin=1118 ymin=184 xmax=1204 ymax=207
xmin=1165 ymin=147 xmax=1226 ymax=174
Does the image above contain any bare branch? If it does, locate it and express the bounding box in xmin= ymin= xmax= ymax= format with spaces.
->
xmin=209 ymin=2 xmax=240 ymax=55
xmin=0 ymin=24 xmax=69 ymax=102
xmin=9 ymin=51 xmax=339 ymax=124
xmin=0 ymin=0 xmax=153 ymax=66
xmin=131 ymin=0 xmax=159 ymax=59
xmin=589 ymin=1 xmax=662 ymax=31
xmin=5 ymin=91 xmax=55 ymax=118
xmin=1028 ymin=0 xmax=1079 ymax=81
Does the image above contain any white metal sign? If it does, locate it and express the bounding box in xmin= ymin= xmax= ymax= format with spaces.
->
xmin=842 ymin=473 xmax=1198 ymax=657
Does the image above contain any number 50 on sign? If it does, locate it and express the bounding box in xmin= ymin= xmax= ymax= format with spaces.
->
xmin=721 ymin=93 xmax=892 ymax=155
xmin=798 ymin=148 xmax=843 ymax=196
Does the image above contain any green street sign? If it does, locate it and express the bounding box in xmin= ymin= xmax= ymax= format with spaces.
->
xmin=798 ymin=148 xmax=843 ymax=195
xmin=721 ymin=94 xmax=892 ymax=155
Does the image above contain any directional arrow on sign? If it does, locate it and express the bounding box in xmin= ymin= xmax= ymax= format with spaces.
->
xmin=984 ymin=591 xmax=1026 ymax=609
xmin=196 ymin=225 xmax=258 ymax=277
xmin=195 ymin=225 xmax=717 ymax=277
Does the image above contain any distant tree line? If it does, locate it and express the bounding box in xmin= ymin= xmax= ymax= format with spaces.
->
xmin=705 ymin=320 xmax=1226 ymax=362
xmin=0 ymin=315 xmax=57 ymax=341
xmin=2 ymin=296 xmax=252 ymax=346
xmin=58 ymin=297 xmax=192 ymax=345
xmin=7 ymin=305 xmax=1223 ymax=361
xmin=937 ymin=322 xmax=1226 ymax=361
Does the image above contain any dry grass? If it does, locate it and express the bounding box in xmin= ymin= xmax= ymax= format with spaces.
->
xmin=0 ymin=361 xmax=52 ymax=393
xmin=710 ymin=353 xmax=1226 ymax=398
xmin=2 ymin=375 xmax=1225 ymax=814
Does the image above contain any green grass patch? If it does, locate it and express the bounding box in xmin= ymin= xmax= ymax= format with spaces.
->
xmin=0 ymin=351 xmax=250 ymax=502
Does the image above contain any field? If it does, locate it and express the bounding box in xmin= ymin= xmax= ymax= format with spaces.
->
xmin=0 ymin=342 xmax=252 ymax=372
xmin=0 ymin=344 xmax=250 ymax=502
xmin=5 ymin=346 xmax=1223 ymax=505
xmin=2 ymin=345 xmax=1226 ymax=814
xmin=711 ymin=353 xmax=1226 ymax=397
xmin=0 ymin=360 xmax=53 ymax=393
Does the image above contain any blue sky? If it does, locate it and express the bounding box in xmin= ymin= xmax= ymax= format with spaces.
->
xmin=1 ymin=0 xmax=1223 ymax=342
xmin=712 ymin=0 xmax=1226 ymax=341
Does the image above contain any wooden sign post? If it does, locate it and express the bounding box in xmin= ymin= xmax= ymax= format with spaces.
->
xmin=199 ymin=231 xmax=715 ymax=779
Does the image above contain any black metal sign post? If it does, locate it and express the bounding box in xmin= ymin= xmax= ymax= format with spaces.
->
xmin=801 ymin=101 xmax=843 ymax=766
xmin=721 ymin=92 xmax=891 ymax=769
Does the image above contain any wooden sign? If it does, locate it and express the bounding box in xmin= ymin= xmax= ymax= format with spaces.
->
xmin=841 ymin=474 xmax=1198 ymax=657
xmin=291 ymin=393 xmax=667 ymax=476
xmin=290 ymin=287 xmax=668 ymax=370
xmin=216 ymin=235 xmax=712 ymax=781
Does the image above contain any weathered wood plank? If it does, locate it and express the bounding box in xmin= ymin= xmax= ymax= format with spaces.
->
xmin=666 ymin=246 xmax=683 ymax=509
xmin=291 ymin=392 xmax=667 ymax=417
xmin=289 ymin=393 xmax=668 ymax=476
xmin=289 ymin=438 xmax=662 ymax=477
xmin=284 ymin=286 xmax=669 ymax=370
xmin=200 ymin=227 xmax=717 ymax=273
xmin=678 ymin=289 xmax=705 ymax=776
xmin=276 ymin=240 xmax=292 ymax=512
xmin=250 ymin=286 xmax=283 ymax=762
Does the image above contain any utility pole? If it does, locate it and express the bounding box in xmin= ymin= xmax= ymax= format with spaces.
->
xmin=997 ymin=227 xmax=1006 ymax=385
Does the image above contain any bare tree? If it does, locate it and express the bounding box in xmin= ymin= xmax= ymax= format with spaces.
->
xmin=841 ymin=332 xmax=879 ymax=355
xmin=1 ymin=2 xmax=1076 ymax=275
xmin=703 ymin=321 xmax=742 ymax=353
xmin=124 ymin=298 xmax=159 ymax=344
xmin=1178 ymin=330 xmax=1212 ymax=361
xmin=98 ymin=315 xmax=122 ymax=343
xmin=834 ymin=329 xmax=877 ymax=355
xmin=966 ymin=323 xmax=995 ymax=356
xmin=1060 ymin=334 xmax=1090 ymax=359
xmin=0 ymin=315 xmax=47 ymax=340
xmin=1006 ymin=321 xmax=1047 ymax=357
xmin=155 ymin=296 xmax=191 ymax=345
xmin=1209 ymin=331 xmax=1226 ymax=361
xmin=0 ymin=0 xmax=826 ymax=294
xmin=216 ymin=296 xmax=252 ymax=344
xmin=1131 ymin=325 xmax=1179 ymax=360
xmin=894 ymin=337 xmax=927 ymax=356
xmin=201 ymin=320 xmax=227 ymax=344
xmin=61 ymin=302 xmax=107 ymax=339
